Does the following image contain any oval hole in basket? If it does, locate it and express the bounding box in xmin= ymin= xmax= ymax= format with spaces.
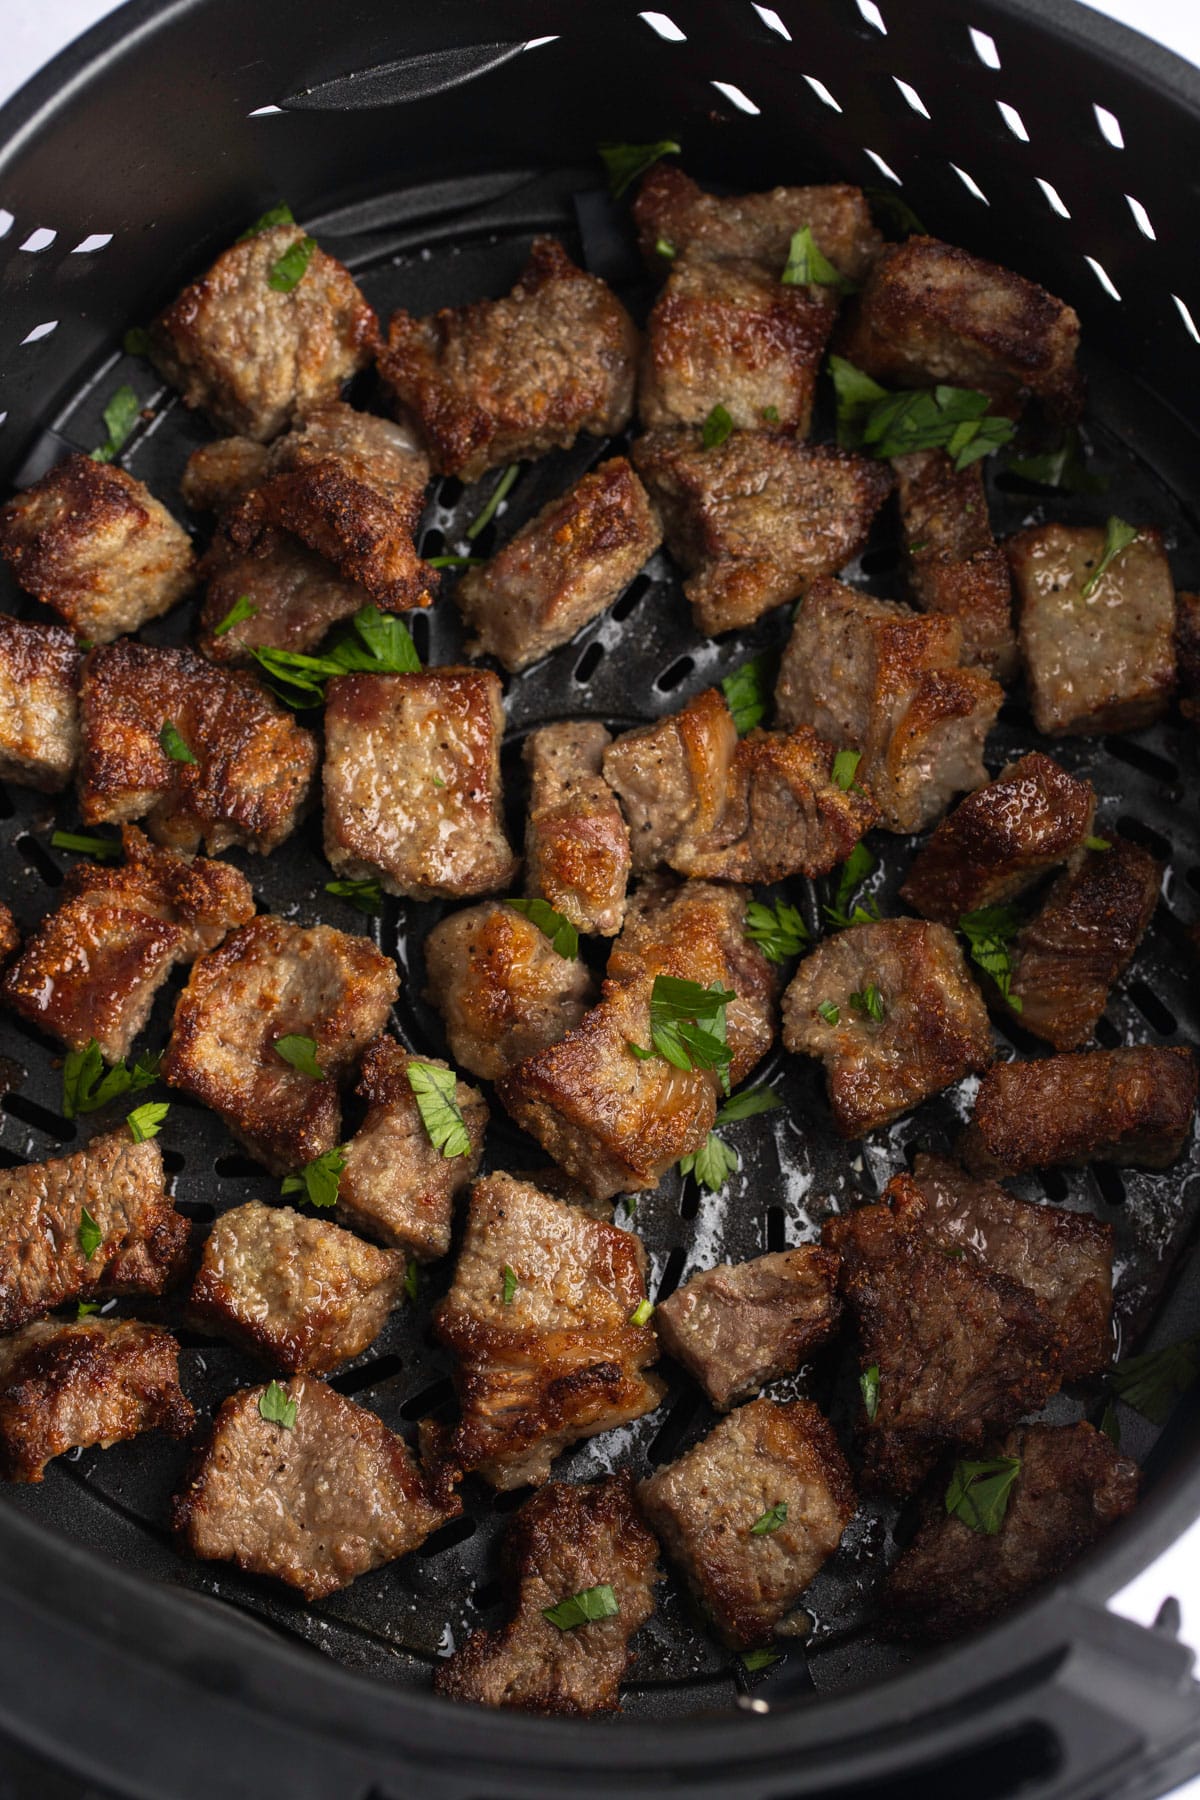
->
xmin=1104 ymin=738 xmax=1177 ymax=785
xmin=214 ymin=1152 xmax=265 ymax=1178
xmin=679 ymin=1178 xmax=699 ymax=1223
xmin=1114 ymin=816 xmax=1172 ymax=861
xmin=416 ymin=1514 xmax=477 ymax=1558
xmin=173 ymin=1198 xmax=215 ymax=1223
xmin=767 ymin=1205 xmax=787 ymax=1251
xmin=1093 ymin=1164 xmax=1127 ymax=1207
xmin=1040 ymin=1168 xmax=1069 ymax=1203
xmin=647 ymin=1387 xmax=702 ymax=1466
xmin=407 ymin=611 xmax=431 ymax=660
xmin=1129 ymin=979 xmax=1177 ymax=1036
xmin=331 ymin=1354 xmax=405 ymax=1397
xmin=611 ymin=574 xmax=651 ymax=622
xmin=655 ymin=654 xmax=694 ymax=694
xmin=473 ymin=1579 xmax=504 ymax=1612
xmin=0 ymin=1149 xmax=26 ymax=1171
xmin=0 ymin=783 xmax=13 ymax=820
xmin=573 ymin=640 xmax=605 ymax=685
xmin=2 ymin=1091 xmax=73 ymax=1141
xmin=1094 ymin=1015 xmax=1122 ymax=1049
xmin=656 ymin=1243 xmax=687 ymax=1302
xmin=400 ymin=1376 xmax=456 ymax=1421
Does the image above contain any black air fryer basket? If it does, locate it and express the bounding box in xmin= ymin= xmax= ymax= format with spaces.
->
xmin=1 ymin=1 xmax=1200 ymax=1795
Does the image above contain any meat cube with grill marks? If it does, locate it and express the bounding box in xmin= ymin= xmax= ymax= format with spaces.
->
xmin=655 ymin=1248 xmax=842 ymax=1411
xmin=454 ymin=457 xmax=661 ymax=672
xmin=0 ymin=616 xmax=80 ymax=792
xmin=378 ymin=237 xmax=638 ymax=481
xmin=630 ymin=429 xmax=892 ymax=636
xmin=782 ymin=919 xmax=993 ymax=1138
xmin=523 ymin=723 xmax=631 ymax=937
xmin=1177 ymin=590 xmax=1200 ymax=723
xmin=163 ymin=915 xmax=398 ymax=1176
xmin=173 ymin=1375 xmax=453 ymax=1600
xmin=430 ymin=1173 xmax=664 ymax=1490
xmin=633 ymin=165 xmax=881 ymax=282
xmin=150 ymin=222 xmax=378 ymax=442
xmin=0 ymin=455 xmax=195 ymax=644
xmin=639 ymin=1398 xmax=855 ymax=1648
xmin=602 ymin=687 xmax=736 ymax=875
xmin=892 ymin=449 xmax=1016 ymax=678
xmin=197 ymin=521 xmax=374 ymax=663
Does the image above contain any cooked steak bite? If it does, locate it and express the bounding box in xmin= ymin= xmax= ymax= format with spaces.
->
xmin=884 ymin=1423 xmax=1138 ymax=1641
xmin=432 ymin=1173 xmax=664 ymax=1489
xmin=338 ymin=1039 xmax=487 ymax=1260
xmin=892 ymin=449 xmax=1016 ymax=678
xmin=0 ymin=1316 xmax=193 ymax=1484
xmin=0 ymin=455 xmax=194 ymax=643
xmin=782 ymin=919 xmax=993 ymax=1138
xmin=1008 ymin=522 xmax=1176 ymax=735
xmin=78 ymin=640 xmax=317 ymax=855
xmin=961 ymin=1047 xmax=1198 ymax=1177
xmin=173 ymin=1375 xmax=452 ymax=1600
xmin=1177 ymin=590 xmax=1200 ymax=723
xmin=900 ymin=752 xmax=1096 ymax=924
xmin=179 ymin=436 xmax=271 ymax=512
xmin=633 ymin=165 xmax=881 ymax=281
xmin=323 ymin=668 xmax=517 ymax=902
xmin=655 ymin=1248 xmax=841 ymax=1410
xmin=0 ymin=616 xmax=80 ymax=791
xmin=523 ymin=722 xmax=631 ymax=938
xmin=150 ymin=222 xmax=378 ymax=442
xmin=0 ymin=907 xmax=17 ymax=967
xmin=631 ymin=429 xmax=892 ymax=636
xmin=378 ymin=236 xmax=637 ymax=481
xmin=163 ymin=916 xmax=398 ymax=1176
xmin=639 ymin=1398 xmax=855 ymax=1648
xmin=602 ymin=688 xmax=736 ymax=875
xmin=0 ymin=1133 xmax=188 ymax=1334
xmin=435 ymin=1472 xmax=660 ymax=1715
xmin=197 ymin=521 xmax=372 ymax=663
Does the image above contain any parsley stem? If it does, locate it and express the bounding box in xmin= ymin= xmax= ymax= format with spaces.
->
xmin=466 ymin=464 xmax=520 ymax=541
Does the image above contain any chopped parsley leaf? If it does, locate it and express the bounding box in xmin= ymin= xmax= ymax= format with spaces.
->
xmin=744 ymin=896 xmax=809 ymax=963
xmin=781 ymin=225 xmax=856 ymax=294
xmin=818 ymin=1000 xmax=840 ymax=1025
xmin=1080 ymin=516 xmax=1139 ymax=599
xmin=51 ymin=829 xmax=121 ymax=862
xmin=502 ymin=1264 xmax=518 ymax=1305
xmin=90 ymin=384 xmax=141 ymax=464
xmin=823 ymin=841 xmax=881 ymax=929
xmin=273 ymin=1034 xmax=323 ymax=1078
xmin=505 ymin=897 xmax=579 ymax=960
xmin=598 ymin=139 xmax=681 ymax=198
xmin=77 ymin=1206 xmax=102 ymax=1260
xmin=281 ymin=1145 xmax=346 ymax=1209
xmin=542 ymin=1583 xmax=620 ymax=1628
xmin=944 ymin=1455 xmax=1021 ymax=1535
xmin=237 ymin=202 xmax=295 ymax=241
xmin=849 ymin=983 xmax=885 ymax=1022
xmin=629 ymin=1298 xmax=654 ymax=1327
xmin=958 ymin=905 xmax=1023 ymax=1012
xmin=324 ymin=877 xmax=385 ymax=916
xmin=213 ymin=595 xmax=258 ymax=638
xmin=258 ymin=1380 xmax=298 ymax=1429
xmin=466 ymin=463 xmax=520 ymax=540
xmin=721 ymin=650 xmax=776 ymax=734
xmin=63 ymin=1040 xmax=161 ymax=1119
xmin=750 ymin=1501 xmax=788 ymax=1535
xmin=634 ymin=976 xmax=735 ymax=1093
xmin=1108 ymin=1335 xmax=1199 ymax=1425
xmin=159 ymin=720 xmax=197 ymax=764
xmin=829 ymin=356 xmax=1015 ymax=471
xmin=406 ymin=1062 xmax=472 ymax=1158
xmin=126 ymin=1101 xmax=169 ymax=1143
xmin=679 ymin=1132 xmax=739 ymax=1192
xmin=860 ymin=1363 xmax=880 ymax=1421
xmin=831 ymin=748 xmax=862 ymax=791
xmin=702 ymin=403 xmax=734 ymax=450
xmin=267 ymin=234 xmax=317 ymax=293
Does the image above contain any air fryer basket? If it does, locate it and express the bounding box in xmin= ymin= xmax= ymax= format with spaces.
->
xmin=1 ymin=0 xmax=1199 ymax=1794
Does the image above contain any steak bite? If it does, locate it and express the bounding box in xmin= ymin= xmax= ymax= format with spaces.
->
xmin=655 ymin=1248 xmax=842 ymax=1411
xmin=0 ymin=617 xmax=80 ymax=792
xmin=1008 ymin=522 xmax=1177 ymax=735
xmin=78 ymin=640 xmax=317 ymax=856
xmin=197 ymin=522 xmax=372 ymax=663
xmin=523 ymin=722 xmax=631 ymax=938
xmin=0 ymin=1316 xmax=193 ymax=1484
xmin=638 ymin=1398 xmax=855 ymax=1648
xmin=602 ymin=687 xmax=736 ymax=875
xmin=631 ymin=429 xmax=892 ymax=637
xmin=150 ymin=221 xmax=378 ymax=442
xmin=179 ymin=435 xmax=271 ymax=512
xmin=0 ymin=455 xmax=195 ymax=643
xmin=1177 ymin=589 xmax=1200 ymax=723
xmin=782 ymin=919 xmax=994 ymax=1138
xmin=173 ymin=1376 xmax=453 ymax=1600
xmin=378 ymin=236 xmax=637 ymax=481
xmin=163 ymin=915 xmax=398 ymax=1176
xmin=0 ymin=908 xmax=17 ymax=967
xmin=633 ymin=164 xmax=881 ymax=281
xmin=892 ymin=449 xmax=1017 ymax=678
xmin=435 ymin=1472 xmax=660 ymax=1715
xmin=431 ymin=1173 xmax=664 ymax=1490
xmin=323 ymin=668 xmax=517 ymax=902
xmin=454 ymin=456 xmax=661 ymax=672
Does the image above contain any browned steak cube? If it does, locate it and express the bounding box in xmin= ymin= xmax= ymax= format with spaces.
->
xmin=782 ymin=919 xmax=993 ymax=1138
xmin=0 ymin=455 xmax=194 ymax=643
xmin=150 ymin=222 xmax=378 ymax=442
xmin=602 ymin=687 xmax=736 ymax=874
xmin=173 ymin=1375 xmax=453 ymax=1600
xmin=163 ymin=915 xmax=398 ymax=1176
xmin=776 ymin=578 xmax=1001 ymax=833
xmin=323 ymin=668 xmax=517 ymax=901
xmin=1008 ymin=523 xmax=1177 ymax=735
xmin=900 ymin=752 xmax=1096 ymax=924
xmin=0 ymin=907 xmax=17 ymax=966
xmin=197 ymin=522 xmax=372 ymax=663
xmin=655 ymin=1248 xmax=841 ymax=1410
xmin=523 ymin=722 xmax=631 ymax=937
xmin=378 ymin=237 xmax=637 ymax=480
xmin=0 ymin=1133 xmax=189 ymax=1333
xmin=338 ymin=1038 xmax=487 ymax=1260
xmin=892 ymin=449 xmax=1017 ymax=678
xmin=961 ymin=1046 xmax=1197 ymax=1177
xmin=78 ymin=640 xmax=317 ymax=855
xmin=1177 ymin=590 xmax=1200 ymax=723
xmin=633 ymin=164 xmax=881 ymax=281
xmin=837 ymin=236 xmax=1082 ymax=418
xmin=424 ymin=902 xmax=595 ymax=1084
xmin=179 ymin=435 xmax=271 ymax=512
xmin=431 ymin=1173 xmax=663 ymax=1489
xmin=632 ymin=428 xmax=892 ymax=636
xmin=3 ymin=826 xmax=254 ymax=1062
xmin=0 ymin=616 xmax=80 ymax=791
xmin=884 ymin=1423 xmax=1139 ymax=1640
xmin=0 ymin=1316 xmax=193 ymax=1483
xmin=435 ymin=1471 xmax=660 ymax=1715
xmin=638 ymin=1398 xmax=855 ymax=1648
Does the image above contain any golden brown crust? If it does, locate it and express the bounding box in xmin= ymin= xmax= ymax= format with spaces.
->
xmin=197 ymin=521 xmax=373 ymax=664
xmin=892 ymin=449 xmax=1016 ymax=678
xmin=0 ymin=616 xmax=81 ymax=791
xmin=1177 ymin=590 xmax=1200 ymax=722
xmin=0 ymin=906 xmax=18 ymax=967
xmin=632 ymin=165 xmax=882 ymax=281
xmin=180 ymin=436 xmax=271 ymax=512
xmin=523 ymin=723 xmax=631 ymax=937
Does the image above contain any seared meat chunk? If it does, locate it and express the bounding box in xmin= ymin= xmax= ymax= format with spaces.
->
xmin=455 ymin=457 xmax=661 ymax=672
xmin=179 ymin=436 xmax=270 ymax=512
xmin=776 ymin=578 xmax=1001 ymax=833
xmin=837 ymin=236 xmax=1082 ymax=418
xmin=338 ymin=1039 xmax=487 ymax=1260
xmin=0 ymin=1316 xmax=193 ymax=1483
xmin=523 ymin=723 xmax=631 ymax=937
xmin=424 ymin=902 xmax=594 ymax=1084
xmin=884 ymin=1424 xmax=1139 ymax=1640
xmin=323 ymin=668 xmax=517 ymax=901
xmin=150 ymin=222 xmax=378 ymax=441
xmin=163 ymin=915 xmax=398 ymax=1175
xmin=3 ymin=826 xmax=253 ymax=1062
xmin=633 ymin=165 xmax=881 ymax=281
xmin=378 ymin=237 xmax=637 ymax=480
xmin=0 ymin=908 xmax=17 ymax=966
xmin=631 ymin=429 xmax=892 ymax=636
xmin=639 ymin=1399 xmax=855 ymax=1648
xmin=603 ymin=687 xmax=736 ymax=874
xmin=78 ymin=640 xmax=317 ymax=855
xmin=1177 ymin=590 xmax=1200 ymax=723
xmin=0 ymin=1133 xmax=188 ymax=1334
xmin=892 ymin=449 xmax=1016 ymax=678
xmin=0 ymin=455 xmax=194 ymax=643
xmin=961 ymin=1047 xmax=1197 ymax=1177
xmin=173 ymin=1376 xmax=452 ymax=1600
xmin=189 ymin=1201 xmax=406 ymax=1374
xmin=198 ymin=521 xmax=372 ymax=663
xmin=900 ymin=752 xmax=1096 ymax=924
xmin=0 ymin=617 xmax=80 ymax=792
xmin=655 ymin=1248 xmax=841 ymax=1410
xmin=431 ymin=1173 xmax=663 ymax=1489
xmin=1009 ymin=523 xmax=1176 ymax=735
xmin=782 ymin=919 xmax=993 ymax=1138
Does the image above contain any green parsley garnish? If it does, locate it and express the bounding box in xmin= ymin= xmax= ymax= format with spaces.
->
xmin=51 ymin=829 xmax=121 ymax=862
xmin=744 ymin=897 xmax=809 ymax=963
xmin=407 ymin=1062 xmax=471 ymax=1158
xmin=426 ymin=554 xmax=484 ymax=570
xmin=740 ymin=1647 xmax=782 ymax=1674
xmin=945 ymin=1456 xmax=1021 ymax=1535
xmin=655 ymin=236 xmax=677 ymax=259
xmin=860 ymin=1363 xmax=880 ymax=1421
xmin=267 ymin=234 xmax=317 ymax=293
xmin=864 ymin=186 xmax=927 ymax=239
xmin=823 ymin=841 xmax=881 ymax=929
xmin=849 ymin=984 xmax=885 ymax=1022
xmin=77 ymin=1206 xmax=102 ymax=1260
xmin=505 ymin=898 xmax=579 ymax=960
xmin=404 ymin=1261 xmax=419 ymax=1302
xmin=466 ymin=463 xmax=520 ymax=540
xmin=679 ymin=1132 xmax=739 ymax=1193
xmin=1084 ymin=835 xmax=1112 ymax=852
xmin=721 ymin=651 xmax=775 ymax=735
xmin=1099 ymin=1399 xmax=1121 ymax=1446
xmin=1108 ymin=1336 xmax=1199 ymax=1425
xmin=251 ymin=605 xmax=420 ymax=705
xmin=750 ymin=1501 xmax=788 ymax=1536
xmin=781 ymin=225 xmax=856 ymax=294
xmin=831 ymin=748 xmax=862 ymax=791
xmin=213 ymin=595 xmax=258 ymax=638
xmin=716 ymin=1085 xmax=782 ymax=1125
xmin=122 ymin=326 xmax=152 ymax=358
xmin=126 ymin=1102 xmax=169 ymax=1143
xmin=1080 ymin=517 xmax=1139 ymax=599
xmin=702 ymin=403 xmax=735 ymax=450
xmin=324 ymin=877 xmax=385 ymax=915
xmin=63 ymin=1041 xmax=161 ymax=1120
xmin=1004 ymin=427 xmax=1105 ymax=495
xmin=76 ymin=1301 xmax=101 ymax=1319
xmin=630 ymin=1298 xmax=654 ymax=1327
xmin=761 ymin=404 xmax=780 ymax=422
xmin=829 ymin=356 xmax=1016 ymax=471
xmin=598 ymin=139 xmax=681 ymax=198
xmin=89 ymin=384 xmax=141 ymax=464
xmin=958 ymin=905 xmax=1023 ymax=1012
xmin=281 ymin=1145 xmax=346 ymax=1209
xmin=274 ymin=1035 xmax=323 ymax=1078
xmin=542 ymin=1583 xmax=620 ymax=1629
xmin=818 ymin=1001 xmax=840 ymax=1025
xmin=632 ymin=976 xmax=735 ymax=1092
xmin=258 ymin=1380 xmax=298 ymax=1429
xmin=159 ymin=720 xmax=197 ymax=765
xmin=238 ymin=202 xmax=295 ymax=241
xmin=502 ymin=1264 xmax=518 ymax=1305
